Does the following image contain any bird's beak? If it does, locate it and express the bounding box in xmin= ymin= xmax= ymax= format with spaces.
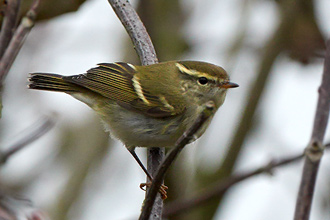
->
xmin=221 ymin=81 xmax=239 ymax=89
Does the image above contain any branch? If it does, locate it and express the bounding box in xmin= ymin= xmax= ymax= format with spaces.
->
xmin=139 ymin=101 xmax=216 ymax=220
xmin=107 ymin=0 xmax=158 ymax=65
xmin=163 ymin=143 xmax=329 ymax=217
xmin=0 ymin=0 xmax=39 ymax=84
xmin=107 ymin=1 xmax=164 ymax=218
xmin=294 ymin=39 xmax=330 ymax=220
xmin=0 ymin=0 xmax=21 ymax=59
xmin=0 ymin=115 xmax=55 ymax=164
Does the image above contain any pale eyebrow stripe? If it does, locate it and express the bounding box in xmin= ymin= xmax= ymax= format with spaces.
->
xmin=175 ymin=63 xmax=219 ymax=82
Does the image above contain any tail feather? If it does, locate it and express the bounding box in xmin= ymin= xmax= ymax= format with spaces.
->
xmin=28 ymin=73 xmax=80 ymax=92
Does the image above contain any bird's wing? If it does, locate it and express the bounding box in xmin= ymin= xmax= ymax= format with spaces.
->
xmin=64 ymin=62 xmax=185 ymax=118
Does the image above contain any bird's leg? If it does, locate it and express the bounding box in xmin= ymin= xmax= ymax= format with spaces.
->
xmin=127 ymin=146 xmax=168 ymax=199
xmin=127 ymin=146 xmax=153 ymax=181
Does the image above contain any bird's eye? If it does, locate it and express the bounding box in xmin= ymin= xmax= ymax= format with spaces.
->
xmin=198 ymin=77 xmax=208 ymax=85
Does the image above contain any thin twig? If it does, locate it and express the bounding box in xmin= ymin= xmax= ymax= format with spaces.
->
xmin=107 ymin=1 xmax=164 ymax=218
xmin=0 ymin=0 xmax=21 ymax=59
xmin=139 ymin=101 xmax=216 ymax=220
xmin=0 ymin=116 xmax=55 ymax=164
xmin=294 ymin=39 xmax=330 ymax=220
xmin=0 ymin=0 xmax=39 ymax=84
xmin=163 ymin=143 xmax=330 ymax=217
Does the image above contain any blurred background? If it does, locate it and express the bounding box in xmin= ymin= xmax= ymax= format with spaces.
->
xmin=1 ymin=0 xmax=330 ymax=219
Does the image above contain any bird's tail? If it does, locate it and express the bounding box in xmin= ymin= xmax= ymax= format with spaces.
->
xmin=28 ymin=73 xmax=80 ymax=92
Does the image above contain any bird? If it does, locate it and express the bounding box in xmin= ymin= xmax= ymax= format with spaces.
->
xmin=28 ymin=60 xmax=238 ymax=198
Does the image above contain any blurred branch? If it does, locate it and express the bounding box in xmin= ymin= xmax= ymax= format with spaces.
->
xmin=107 ymin=1 xmax=164 ymax=218
xmin=51 ymin=119 xmax=109 ymax=220
xmin=276 ymin=0 xmax=325 ymax=63
xmin=190 ymin=3 xmax=304 ymax=219
xmin=0 ymin=0 xmax=39 ymax=84
xmin=225 ymin=0 xmax=249 ymax=67
xmin=164 ymin=143 xmax=330 ymax=217
xmin=0 ymin=190 xmax=49 ymax=220
xmin=294 ymin=39 xmax=330 ymax=220
xmin=189 ymin=1 xmax=325 ymax=219
xmin=139 ymin=101 xmax=216 ymax=220
xmin=190 ymin=4 xmax=324 ymax=219
xmin=0 ymin=0 xmax=21 ymax=59
xmin=219 ymin=0 xmax=298 ymax=178
xmin=0 ymin=116 xmax=55 ymax=165
xmin=20 ymin=0 xmax=87 ymax=21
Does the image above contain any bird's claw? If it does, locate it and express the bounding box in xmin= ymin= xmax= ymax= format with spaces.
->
xmin=140 ymin=182 xmax=168 ymax=200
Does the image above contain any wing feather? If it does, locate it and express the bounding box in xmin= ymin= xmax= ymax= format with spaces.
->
xmin=62 ymin=62 xmax=183 ymax=117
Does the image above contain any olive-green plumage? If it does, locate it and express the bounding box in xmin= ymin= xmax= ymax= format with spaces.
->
xmin=29 ymin=61 xmax=238 ymax=148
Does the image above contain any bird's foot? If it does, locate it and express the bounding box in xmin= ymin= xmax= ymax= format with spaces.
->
xmin=140 ymin=182 xmax=168 ymax=200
